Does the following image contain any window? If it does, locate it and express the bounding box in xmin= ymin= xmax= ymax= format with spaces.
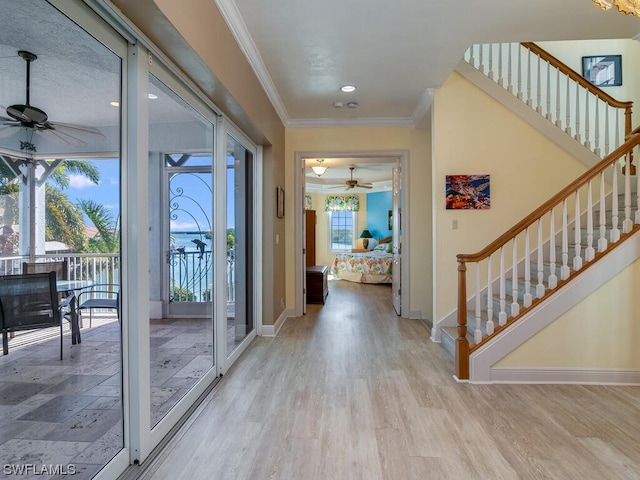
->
xmin=329 ymin=211 xmax=356 ymax=252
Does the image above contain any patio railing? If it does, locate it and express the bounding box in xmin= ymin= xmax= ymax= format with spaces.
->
xmin=0 ymin=251 xmax=235 ymax=304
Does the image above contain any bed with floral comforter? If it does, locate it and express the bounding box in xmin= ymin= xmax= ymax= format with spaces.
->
xmin=331 ymin=250 xmax=393 ymax=284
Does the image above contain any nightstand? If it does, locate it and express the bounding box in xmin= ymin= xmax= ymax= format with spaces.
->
xmin=306 ymin=265 xmax=328 ymax=304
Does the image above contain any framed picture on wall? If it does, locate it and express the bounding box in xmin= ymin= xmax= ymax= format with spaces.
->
xmin=582 ymin=55 xmax=622 ymax=87
xmin=446 ymin=174 xmax=490 ymax=210
xmin=276 ymin=186 xmax=285 ymax=218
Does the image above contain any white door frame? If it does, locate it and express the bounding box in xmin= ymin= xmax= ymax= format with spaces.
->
xmin=294 ymin=150 xmax=410 ymax=317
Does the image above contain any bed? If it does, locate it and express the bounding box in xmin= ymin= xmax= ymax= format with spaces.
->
xmin=331 ymin=240 xmax=394 ymax=284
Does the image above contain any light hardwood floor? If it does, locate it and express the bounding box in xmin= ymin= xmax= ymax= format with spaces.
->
xmin=139 ymin=279 xmax=640 ymax=480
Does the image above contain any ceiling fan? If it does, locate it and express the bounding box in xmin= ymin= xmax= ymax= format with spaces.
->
xmin=0 ymin=50 xmax=106 ymax=149
xmin=344 ymin=166 xmax=373 ymax=190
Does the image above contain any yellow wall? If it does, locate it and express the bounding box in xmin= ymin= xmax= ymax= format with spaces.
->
xmin=432 ymin=71 xmax=588 ymax=322
xmin=497 ymin=258 xmax=640 ymax=368
xmin=286 ymin=127 xmax=432 ymax=319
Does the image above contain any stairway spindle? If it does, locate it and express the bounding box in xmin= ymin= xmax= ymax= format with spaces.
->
xmin=498 ymin=43 xmax=504 ymax=87
xmin=474 ymin=263 xmax=482 ymax=343
xmin=636 ymin=149 xmax=640 ymax=224
xmin=548 ymin=209 xmax=558 ymax=289
xmin=486 ymin=256 xmax=494 ymax=335
xmin=536 ymin=55 xmax=542 ymax=114
xmin=526 ymin=49 xmax=532 ymax=107
xmin=561 ymin=200 xmax=570 ymax=280
xmin=604 ymin=105 xmax=610 ymax=156
xmin=584 ymin=90 xmax=591 ymax=151
xmin=499 ymin=247 xmax=507 ymax=326
xmin=488 ymin=43 xmax=494 ymax=81
xmin=611 ymin=163 xmax=620 ymax=243
xmin=469 ymin=44 xmax=476 ymax=68
xmin=479 ymin=44 xmax=484 ymax=75
xmin=575 ymin=80 xmax=581 ymax=143
xmin=523 ymin=227 xmax=532 ymax=307
xmin=565 ymin=76 xmax=572 ymax=136
xmin=594 ymin=100 xmax=600 ymax=156
xmin=536 ymin=219 xmax=545 ymax=298
xmin=511 ymin=238 xmax=519 ymax=317
xmin=573 ymin=190 xmax=582 ymax=271
xmin=507 ymin=43 xmax=513 ymax=93
xmin=545 ymin=60 xmax=552 ymax=120
xmin=555 ymin=66 xmax=561 ymax=127
xmin=585 ymin=182 xmax=595 ymax=262
xmin=616 ymin=110 xmax=620 ymax=151
xmin=624 ymin=153 xmax=633 ymax=233
xmin=598 ymin=171 xmax=608 ymax=252
xmin=517 ymin=44 xmax=523 ymax=101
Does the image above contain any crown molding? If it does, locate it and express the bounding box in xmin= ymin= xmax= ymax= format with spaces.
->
xmin=215 ymin=0 xmax=290 ymax=125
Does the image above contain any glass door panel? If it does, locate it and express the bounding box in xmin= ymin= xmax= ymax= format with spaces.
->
xmin=148 ymin=74 xmax=214 ymax=426
xmin=225 ymin=134 xmax=254 ymax=357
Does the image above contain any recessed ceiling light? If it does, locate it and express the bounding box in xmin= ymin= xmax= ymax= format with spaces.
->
xmin=346 ymin=101 xmax=359 ymax=109
xmin=341 ymin=85 xmax=356 ymax=93
xmin=148 ymin=93 xmax=158 ymax=99
xmin=110 ymin=101 xmax=119 ymax=107
xmin=333 ymin=101 xmax=343 ymax=108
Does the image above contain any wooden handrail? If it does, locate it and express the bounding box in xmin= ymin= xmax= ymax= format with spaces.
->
xmin=457 ymin=133 xmax=640 ymax=265
xmin=521 ymin=42 xmax=633 ymax=137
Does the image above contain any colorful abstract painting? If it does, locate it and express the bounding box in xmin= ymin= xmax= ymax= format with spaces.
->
xmin=446 ymin=174 xmax=490 ymax=210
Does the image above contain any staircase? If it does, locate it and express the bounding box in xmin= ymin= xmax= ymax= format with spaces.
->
xmin=435 ymin=42 xmax=639 ymax=382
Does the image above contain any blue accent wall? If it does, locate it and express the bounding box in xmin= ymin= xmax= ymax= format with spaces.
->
xmin=366 ymin=191 xmax=393 ymax=239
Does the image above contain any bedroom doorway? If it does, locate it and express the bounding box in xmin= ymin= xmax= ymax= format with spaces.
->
xmin=295 ymin=151 xmax=410 ymax=317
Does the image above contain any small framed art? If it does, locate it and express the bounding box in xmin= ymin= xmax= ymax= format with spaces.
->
xmin=277 ymin=186 xmax=285 ymax=218
xmin=446 ymin=174 xmax=490 ymax=210
xmin=582 ymin=55 xmax=622 ymax=87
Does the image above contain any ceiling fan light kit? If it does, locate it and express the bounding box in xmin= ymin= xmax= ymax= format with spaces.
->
xmin=0 ymin=50 xmax=106 ymax=148
xmin=344 ymin=166 xmax=373 ymax=190
xmin=593 ymin=0 xmax=640 ymax=16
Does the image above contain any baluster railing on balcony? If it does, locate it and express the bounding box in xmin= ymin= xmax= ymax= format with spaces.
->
xmin=455 ymin=130 xmax=640 ymax=380
xmin=464 ymin=42 xmax=633 ymax=158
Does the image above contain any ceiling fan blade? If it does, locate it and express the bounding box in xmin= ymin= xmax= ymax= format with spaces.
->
xmin=45 ymin=122 xmax=106 ymax=140
xmin=359 ymin=184 xmax=373 ymax=189
xmin=0 ymin=125 xmax=20 ymax=138
xmin=36 ymin=126 xmax=88 ymax=147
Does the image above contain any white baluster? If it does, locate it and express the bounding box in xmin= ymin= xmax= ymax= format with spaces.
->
xmin=599 ymin=171 xmax=608 ymax=252
xmin=511 ymin=238 xmax=519 ymax=317
xmin=565 ymin=76 xmax=572 ymax=136
xmin=479 ymin=43 xmax=484 ymax=75
xmin=616 ymin=110 xmax=620 ymax=150
xmin=611 ymin=163 xmax=620 ymax=243
xmin=585 ymin=181 xmax=595 ymax=262
xmin=474 ymin=262 xmax=482 ymax=344
xmin=575 ymin=81 xmax=581 ymax=143
xmin=548 ymin=209 xmax=558 ymax=289
xmin=469 ymin=44 xmax=476 ymax=68
xmin=524 ymin=227 xmax=532 ymax=307
xmin=573 ymin=190 xmax=583 ymax=271
xmin=624 ymin=153 xmax=633 ymax=234
xmin=594 ymin=100 xmax=600 ymax=157
xmin=604 ymin=105 xmax=610 ymax=156
xmin=536 ymin=55 xmax=542 ymax=114
xmin=555 ymin=67 xmax=561 ymax=127
xmin=507 ymin=43 xmax=513 ymax=93
xmin=486 ymin=256 xmax=494 ymax=335
xmin=498 ymin=43 xmax=504 ymax=87
xmin=536 ymin=219 xmax=545 ymax=297
xmin=488 ymin=43 xmax=494 ymax=81
xmin=584 ymin=91 xmax=591 ymax=151
xmin=526 ymin=49 xmax=532 ymax=107
xmin=517 ymin=44 xmax=523 ymax=100
xmin=561 ymin=200 xmax=570 ymax=280
xmin=545 ymin=60 xmax=552 ymax=121
xmin=499 ymin=247 xmax=507 ymax=326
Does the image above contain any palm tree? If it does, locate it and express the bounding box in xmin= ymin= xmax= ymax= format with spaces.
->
xmin=78 ymin=199 xmax=119 ymax=253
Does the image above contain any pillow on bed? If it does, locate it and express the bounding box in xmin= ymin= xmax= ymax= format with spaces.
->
xmin=386 ymin=242 xmax=393 ymax=253
xmin=374 ymin=244 xmax=387 ymax=251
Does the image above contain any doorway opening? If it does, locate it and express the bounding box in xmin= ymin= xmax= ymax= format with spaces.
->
xmin=294 ymin=151 xmax=410 ymax=317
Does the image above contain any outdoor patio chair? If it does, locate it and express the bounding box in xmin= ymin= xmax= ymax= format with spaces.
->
xmin=0 ymin=272 xmax=74 ymax=360
xmin=77 ymin=283 xmax=119 ymax=328
xmin=23 ymin=260 xmax=69 ymax=280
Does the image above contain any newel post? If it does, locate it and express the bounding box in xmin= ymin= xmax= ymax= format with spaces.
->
xmin=455 ymin=257 xmax=470 ymax=380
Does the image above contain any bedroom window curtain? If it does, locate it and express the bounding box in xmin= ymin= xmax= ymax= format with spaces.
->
xmin=325 ymin=195 xmax=359 ymax=212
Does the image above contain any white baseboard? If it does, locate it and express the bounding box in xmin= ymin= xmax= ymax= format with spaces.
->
xmin=408 ymin=310 xmax=422 ymax=319
xmin=261 ymin=308 xmax=292 ymax=337
xmin=488 ymin=367 xmax=640 ymax=385
xmin=149 ymin=301 xmax=162 ymax=319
